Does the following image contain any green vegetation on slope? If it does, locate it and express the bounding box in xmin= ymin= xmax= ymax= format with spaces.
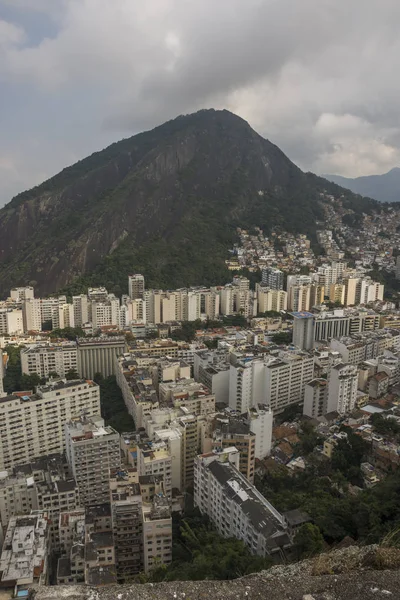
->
xmin=142 ymin=512 xmax=272 ymax=583
xmin=0 ymin=109 xmax=382 ymax=297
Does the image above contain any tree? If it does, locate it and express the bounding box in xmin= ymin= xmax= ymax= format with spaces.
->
xmin=271 ymin=331 xmax=292 ymax=345
xmin=49 ymin=326 xmax=85 ymax=340
xmin=65 ymin=369 xmax=80 ymax=380
xmin=294 ymin=523 xmax=325 ymax=559
xmin=145 ymin=514 xmax=273 ymax=582
xmin=48 ymin=371 xmax=60 ymax=379
xmin=98 ymin=375 xmax=135 ymax=433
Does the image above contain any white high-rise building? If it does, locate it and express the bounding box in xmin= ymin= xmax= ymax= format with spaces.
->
xmin=58 ymin=304 xmax=75 ymax=329
xmin=327 ymin=363 xmax=358 ymax=414
xmin=161 ymin=295 xmax=176 ymax=323
xmin=303 ymin=379 xmax=328 ymax=418
xmin=204 ymin=291 xmax=220 ymax=320
xmin=264 ymin=351 xmax=314 ymax=414
xmin=128 ymin=274 xmax=145 ymax=300
xmin=359 ymin=280 xmax=384 ymax=304
xmin=316 ymin=262 xmax=347 ymax=287
xmin=292 ymin=311 xmax=315 ymax=350
xmin=0 ymin=309 xmax=24 ymax=335
xmin=144 ymin=290 xmax=163 ymax=324
xmin=23 ymin=298 xmax=42 ymax=332
xmin=21 ymin=343 xmax=78 ymax=379
xmin=248 ymin=405 xmax=273 ymax=459
xmin=0 ymin=379 xmax=101 ymax=471
xmin=126 ymin=299 xmax=147 ymax=324
xmin=73 ymin=295 xmax=89 ymax=327
xmin=220 ymin=287 xmax=234 ymax=316
xmin=10 ymin=287 xmax=34 ymax=302
xmin=194 ymin=449 xmax=290 ymax=557
xmin=65 ymin=415 xmax=121 ymax=506
xmin=261 ymin=268 xmax=284 ymax=290
xmin=40 ymin=296 xmax=67 ymax=329
xmin=257 ymin=286 xmax=287 ymax=313
xmin=229 ymin=360 xmax=254 ymax=413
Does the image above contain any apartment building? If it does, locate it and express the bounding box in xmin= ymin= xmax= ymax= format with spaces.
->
xmin=264 ymin=351 xmax=314 ymax=414
xmin=261 ymin=268 xmax=284 ymax=290
xmin=256 ymin=286 xmax=288 ymax=313
xmin=303 ymin=379 xmax=328 ymax=418
xmin=331 ymin=331 xmax=400 ymax=365
xmin=77 ymin=336 xmax=127 ymax=379
xmin=129 ymin=274 xmax=145 ymax=300
xmin=194 ymin=449 xmax=290 ymax=556
xmin=327 ymin=363 xmax=358 ymax=414
xmin=142 ymin=495 xmax=172 ymax=574
xmin=212 ymin=416 xmax=256 ymax=482
xmin=40 ymin=296 xmax=67 ymax=329
xmin=23 ymin=298 xmax=42 ymax=332
xmin=109 ymin=469 xmax=143 ymax=581
xmin=293 ymin=309 xmax=381 ymax=350
xmin=57 ymin=509 xmax=86 ymax=585
xmin=65 ymin=416 xmax=121 ymax=506
xmin=136 ymin=441 xmax=172 ymax=498
xmin=194 ymin=349 xmax=230 ymax=405
xmin=58 ymin=304 xmax=75 ymax=330
xmin=0 ymin=379 xmax=100 ymax=471
xmin=21 ymin=342 xmax=78 ymax=379
xmin=0 ymin=308 xmax=24 ymax=335
xmin=0 ymin=513 xmax=50 ymax=589
xmin=73 ymin=295 xmax=89 ymax=327
xmin=10 ymin=287 xmax=34 ymax=302
xmin=154 ymin=358 xmax=191 ymax=389
xmin=158 ymin=379 xmax=215 ymax=415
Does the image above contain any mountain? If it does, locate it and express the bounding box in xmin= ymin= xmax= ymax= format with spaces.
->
xmin=0 ymin=109 xmax=379 ymax=297
xmin=324 ymin=168 xmax=400 ymax=203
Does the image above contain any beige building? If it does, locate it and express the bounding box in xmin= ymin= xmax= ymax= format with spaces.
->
xmin=21 ymin=342 xmax=78 ymax=379
xmin=142 ymin=495 xmax=172 ymax=573
xmin=0 ymin=379 xmax=100 ymax=471
xmin=256 ymin=286 xmax=288 ymax=313
xmin=77 ymin=336 xmax=127 ymax=379
xmin=329 ymin=283 xmax=346 ymax=305
xmin=136 ymin=441 xmax=172 ymax=498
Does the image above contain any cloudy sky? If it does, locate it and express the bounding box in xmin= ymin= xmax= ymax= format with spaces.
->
xmin=0 ymin=0 xmax=399 ymax=206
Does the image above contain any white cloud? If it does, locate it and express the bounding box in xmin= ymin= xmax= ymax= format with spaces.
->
xmin=0 ymin=0 xmax=400 ymax=204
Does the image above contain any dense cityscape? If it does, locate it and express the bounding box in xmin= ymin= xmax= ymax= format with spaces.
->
xmin=1 ymin=217 xmax=400 ymax=593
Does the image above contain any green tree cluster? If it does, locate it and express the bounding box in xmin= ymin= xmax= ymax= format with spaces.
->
xmin=145 ymin=513 xmax=272 ymax=582
xmin=2 ymin=346 xmax=44 ymax=394
xmin=49 ymin=327 xmax=85 ymax=340
xmin=95 ymin=373 xmax=135 ymax=433
xmin=294 ymin=523 xmax=325 ymax=560
xmin=271 ymin=331 xmax=293 ymax=345
xmin=370 ymin=413 xmax=400 ymax=439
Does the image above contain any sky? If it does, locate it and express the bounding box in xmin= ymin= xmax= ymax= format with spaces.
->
xmin=0 ymin=0 xmax=399 ymax=206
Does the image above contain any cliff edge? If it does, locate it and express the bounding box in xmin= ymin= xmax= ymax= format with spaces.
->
xmin=31 ymin=546 xmax=400 ymax=600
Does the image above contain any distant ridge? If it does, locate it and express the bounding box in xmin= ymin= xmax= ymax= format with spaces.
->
xmin=324 ymin=168 xmax=400 ymax=203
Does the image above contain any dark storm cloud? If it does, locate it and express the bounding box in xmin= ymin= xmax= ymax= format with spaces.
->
xmin=0 ymin=0 xmax=399 ymax=205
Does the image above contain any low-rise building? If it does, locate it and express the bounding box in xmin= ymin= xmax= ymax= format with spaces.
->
xmin=0 ymin=513 xmax=50 ymax=589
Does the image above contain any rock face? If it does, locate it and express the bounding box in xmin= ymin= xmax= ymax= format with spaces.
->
xmin=32 ymin=546 xmax=400 ymax=600
xmin=0 ymin=109 xmax=378 ymax=296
